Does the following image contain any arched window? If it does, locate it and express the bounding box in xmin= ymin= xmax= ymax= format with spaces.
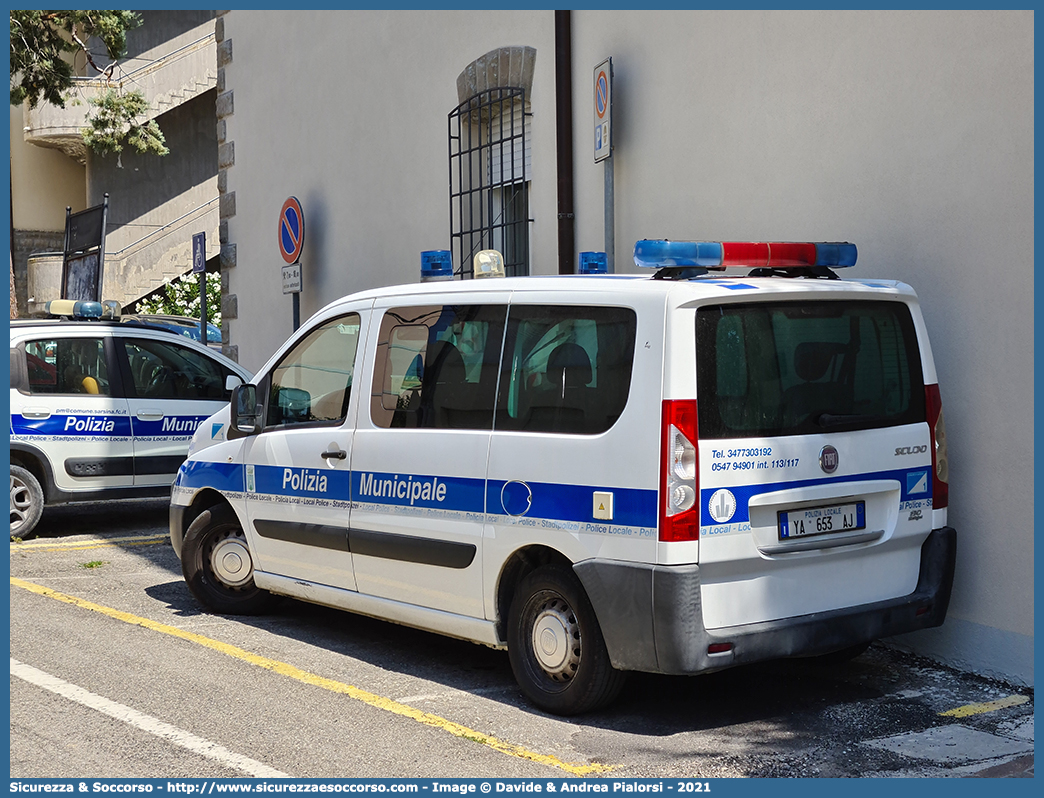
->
xmin=449 ymin=47 xmax=535 ymax=278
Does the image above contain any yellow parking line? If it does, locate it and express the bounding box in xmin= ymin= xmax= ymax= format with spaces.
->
xmin=939 ymin=695 xmax=1030 ymax=718
xmin=10 ymin=577 xmax=612 ymax=776
xmin=11 ymin=534 xmax=167 ymax=552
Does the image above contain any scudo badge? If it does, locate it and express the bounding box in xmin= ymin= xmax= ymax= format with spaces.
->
xmin=819 ymin=445 xmax=839 ymax=474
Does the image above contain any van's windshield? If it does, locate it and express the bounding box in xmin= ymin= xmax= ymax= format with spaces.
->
xmin=696 ymin=300 xmax=925 ymax=439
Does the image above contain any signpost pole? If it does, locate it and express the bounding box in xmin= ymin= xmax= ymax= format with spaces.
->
xmin=192 ymin=232 xmax=207 ymax=344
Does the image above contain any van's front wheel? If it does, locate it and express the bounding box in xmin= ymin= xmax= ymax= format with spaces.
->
xmin=507 ymin=564 xmax=625 ymax=715
xmin=181 ymin=504 xmax=276 ymax=615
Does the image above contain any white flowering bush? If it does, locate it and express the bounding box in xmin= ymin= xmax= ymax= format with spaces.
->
xmin=134 ymin=271 xmax=221 ymax=326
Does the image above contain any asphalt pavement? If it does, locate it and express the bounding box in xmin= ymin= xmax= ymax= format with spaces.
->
xmin=9 ymin=498 xmax=1035 ymax=780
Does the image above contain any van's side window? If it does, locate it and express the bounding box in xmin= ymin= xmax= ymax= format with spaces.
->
xmin=266 ymin=314 xmax=362 ymax=428
xmin=370 ymin=304 xmax=506 ymax=430
xmin=496 ymin=305 xmax=637 ymax=435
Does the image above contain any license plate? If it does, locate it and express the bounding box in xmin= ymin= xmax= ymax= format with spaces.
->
xmin=778 ymin=501 xmax=865 ymax=540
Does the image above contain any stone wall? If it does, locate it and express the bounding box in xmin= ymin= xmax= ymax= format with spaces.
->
xmin=12 ymin=230 xmax=65 ymax=317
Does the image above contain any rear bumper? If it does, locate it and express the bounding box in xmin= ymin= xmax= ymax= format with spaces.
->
xmin=574 ymin=526 xmax=956 ymax=675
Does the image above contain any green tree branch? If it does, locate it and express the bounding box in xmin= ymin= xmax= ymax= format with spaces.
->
xmin=10 ymin=10 xmax=168 ymax=156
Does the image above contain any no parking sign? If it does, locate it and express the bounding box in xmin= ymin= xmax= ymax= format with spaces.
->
xmin=279 ymin=197 xmax=304 ymax=294
xmin=594 ymin=57 xmax=612 ymax=162
xmin=279 ymin=197 xmax=305 ymax=263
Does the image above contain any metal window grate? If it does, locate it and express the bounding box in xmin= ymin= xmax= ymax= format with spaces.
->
xmin=449 ymin=87 xmax=531 ymax=278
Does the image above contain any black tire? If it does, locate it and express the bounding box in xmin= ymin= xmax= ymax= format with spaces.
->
xmin=507 ymin=564 xmax=626 ymax=715
xmin=10 ymin=465 xmax=44 ymax=538
xmin=181 ymin=504 xmax=277 ymax=615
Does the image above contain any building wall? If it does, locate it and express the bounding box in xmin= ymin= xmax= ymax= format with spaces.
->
xmin=9 ymin=107 xmax=87 ymax=314
xmin=9 ymin=107 xmax=87 ymax=230
xmin=221 ymin=10 xmax=1033 ymax=685
xmin=88 ymin=90 xmax=219 ymax=256
xmin=220 ymin=10 xmax=557 ymax=365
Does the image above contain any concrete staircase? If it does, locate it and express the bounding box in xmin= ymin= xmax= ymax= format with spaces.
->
xmin=105 ymin=197 xmax=220 ymax=311
xmin=23 ymin=29 xmax=217 ymax=163
xmin=22 ymin=22 xmax=219 ymax=311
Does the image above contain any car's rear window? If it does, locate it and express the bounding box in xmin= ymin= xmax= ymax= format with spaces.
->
xmin=696 ymin=300 xmax=925 ymax=439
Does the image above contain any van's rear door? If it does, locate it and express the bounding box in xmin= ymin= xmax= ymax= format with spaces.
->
xmin=694 ymin=297 xmax=934 ymax=630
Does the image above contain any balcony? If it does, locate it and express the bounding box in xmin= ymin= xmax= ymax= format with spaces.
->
xmin=23 ymin=29 xmax=217 ymax=163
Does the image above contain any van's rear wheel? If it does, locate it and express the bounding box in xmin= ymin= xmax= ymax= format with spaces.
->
xmin=507 ymin=564 xmax=625 ymax=715
xmin=181 ymin=505 xmax=276 ymax=615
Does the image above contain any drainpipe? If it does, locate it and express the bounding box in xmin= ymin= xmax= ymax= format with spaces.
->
xmin=555 ymin=10 xmax=575 ymax=274
xmin=10 ymin=170 xmax=17 ymax=317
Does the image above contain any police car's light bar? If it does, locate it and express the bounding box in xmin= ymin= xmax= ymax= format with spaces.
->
xmin=41 ymin=299 xmax=121 ymax=320
xmin=44 ymin=299 xmax=103 ymax=319
xmin=634 ymin=240 xmax=858 ymax=270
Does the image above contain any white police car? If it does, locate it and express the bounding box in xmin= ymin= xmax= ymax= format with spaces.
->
xmin=10 ymin=300 xmax=252 ymax=537
xmin=170 ymin=241 xmax=955 ymax=715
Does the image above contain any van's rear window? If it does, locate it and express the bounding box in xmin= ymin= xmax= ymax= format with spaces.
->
xmin=696 ymin=300 xmax=925 ymax=439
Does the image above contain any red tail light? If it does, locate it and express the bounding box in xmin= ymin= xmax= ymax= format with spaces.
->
xmin=660 ymin=400 xmax=700 ymax=542
xmin=924 ymin=384 xmax=949 ymax=509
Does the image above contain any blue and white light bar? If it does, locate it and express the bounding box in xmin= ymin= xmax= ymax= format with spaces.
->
xmin=44 ymin=299 xmax=103 ymax=318
xmin=634 ymin=240 xmax=858 ymax=270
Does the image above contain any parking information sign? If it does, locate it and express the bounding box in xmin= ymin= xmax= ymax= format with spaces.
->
xmin=594 ymin=57 xmax=612 ymax=162
xmin=192 ymin=232 xmax=206 ymax=274
xmin=282 ymin=262 xmax=302 ymax=294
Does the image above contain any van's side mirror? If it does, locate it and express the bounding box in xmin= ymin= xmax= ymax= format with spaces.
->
xmin=230 ymin=384 xmax=262 ymax=436
xmin=225 ymin=373 xmax=243 ymax=392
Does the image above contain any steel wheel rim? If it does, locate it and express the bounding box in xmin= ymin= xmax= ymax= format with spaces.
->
xmin=206 ymin=528 xmax=254 ymax=589
xmin=529 ymin=592 xmax=581 ymax=682
xmin=10 ymin=474 xmax=34 ymax=532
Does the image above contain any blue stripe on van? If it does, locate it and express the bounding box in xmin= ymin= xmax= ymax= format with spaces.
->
xmin=701 ymin=466 xmax=932 ymax=527
xmin=176 ymin=459 xmax=244 ymax=493
xmin=11 ymin=413 xmax=133 ymax=437
xmin=131 ymin=415 xmax=212 ymax=436
xmin=177 ymin=459 xmax=658 ymax=529
xmin=352 ymin=470 xmax=485 ymax=513
xmin=486 ymin=480 xmax=658 ymax=529
xmin=254 ymin=463 xmax=353 ymax=499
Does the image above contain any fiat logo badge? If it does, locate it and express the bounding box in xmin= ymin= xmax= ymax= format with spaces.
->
xmin=819 ymin=445 xmax=839 ymax=474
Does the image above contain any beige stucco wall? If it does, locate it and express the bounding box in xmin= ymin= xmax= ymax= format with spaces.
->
xmin=9 ymin=107 xmax=86 ymax=230
xmin=222 ymin=10 xmax=557 ymax=367
xmin=222 ymin=10 xmax=1033 ymax=685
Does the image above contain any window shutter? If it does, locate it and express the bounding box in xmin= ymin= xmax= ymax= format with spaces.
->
xmin=489 ymin=110 xmax=531 ymax=186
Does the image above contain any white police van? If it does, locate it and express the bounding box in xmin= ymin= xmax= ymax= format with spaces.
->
xmin=170 ymin=241 xmax=955 ymax=715
xmin=10 ymin=300 xmax=252 ymax=537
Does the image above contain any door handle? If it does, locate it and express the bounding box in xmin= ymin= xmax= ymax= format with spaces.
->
xmin=21 ymin=408 xmax=51 ymax=419
xmin=321 ymin=449 xmax=347 ymax=460
xmin=136 ymin=409 xmax=163 ymax=420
